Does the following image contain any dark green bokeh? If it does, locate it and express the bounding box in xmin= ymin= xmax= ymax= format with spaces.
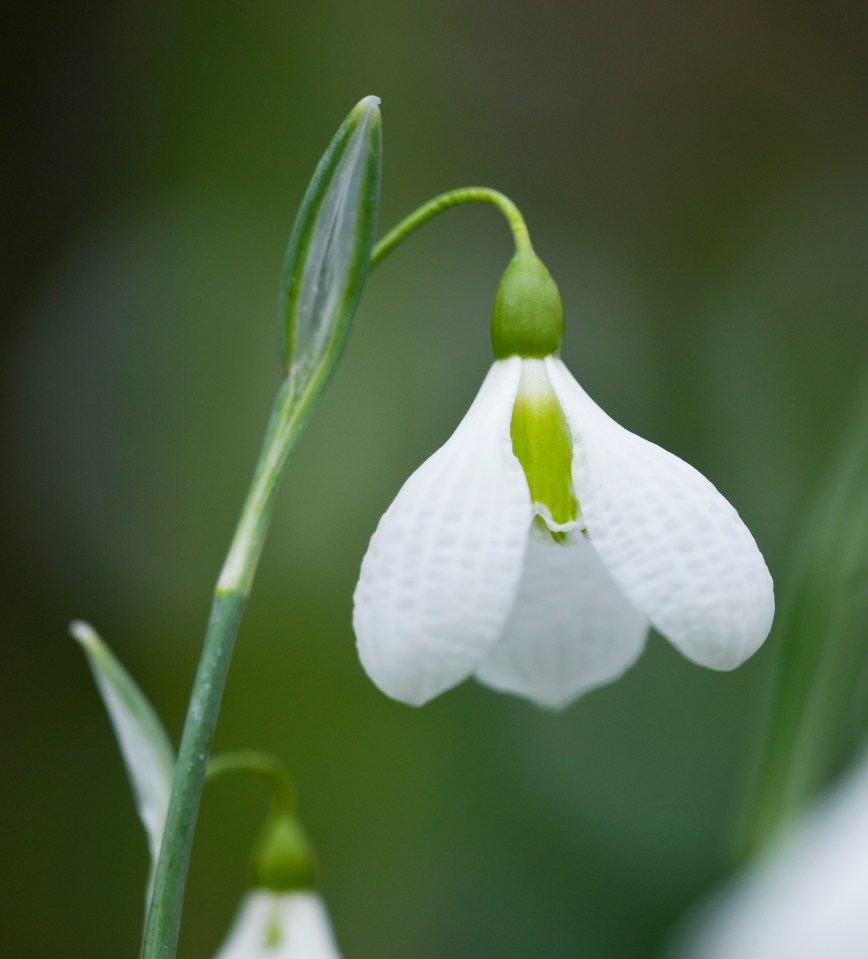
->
xmin=3 ymin=3 xmax=868 ymax=957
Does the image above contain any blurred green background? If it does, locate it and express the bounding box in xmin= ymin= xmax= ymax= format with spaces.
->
xmin=3 ymin=2 xmax=868 ymax=956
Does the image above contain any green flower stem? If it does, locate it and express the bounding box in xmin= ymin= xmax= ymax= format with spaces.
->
xmin=371 ymin=187 xmax=533 ymax=268
xmin=142 ymin=592 xmax=243 ymax=959
xmin=217 ymin=380 xmax=302 ymax=599
xmin=143 ymin=183 xmax=530 ymax=959
xmin=142 ymin=378 xmax=320 ymax=959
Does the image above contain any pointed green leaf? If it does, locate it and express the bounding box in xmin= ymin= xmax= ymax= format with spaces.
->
xmin=279 ymin=95 xmax=382 ymax=389
xmin=71 ymin=620 xmax=175 ymax=880
xmin=741 ymin=372 xmax=868 ymax=854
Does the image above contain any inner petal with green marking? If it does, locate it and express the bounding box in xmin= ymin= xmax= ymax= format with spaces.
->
xmin=265 ymin=910 xmax=282 ymax=948
xmin=510 ymin=359 xmax=582 ymax=539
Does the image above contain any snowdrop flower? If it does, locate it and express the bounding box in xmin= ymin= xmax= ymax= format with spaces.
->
xmin=354 ymin=250 xmax=774 ymax=708
xmin=212 ymin=890 xmax=342 ymax=959
xmin=670 ymin=753 xmax=868 ymax=959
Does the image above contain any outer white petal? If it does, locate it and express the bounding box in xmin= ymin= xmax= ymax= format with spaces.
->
xmin=475 ymin=526 xmax=648 ymax=708
xmin=212 ymin=891 xmax=342 ymax=959
xmin=671 ymin=756 xmax=868 ymax=959
xmin=546 ymin=357 xmax=773 ymax=669
xmin=354 ymin=358 xmax=532 ymax=705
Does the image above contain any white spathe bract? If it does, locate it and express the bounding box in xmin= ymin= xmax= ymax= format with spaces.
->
xmin=212 ymin=890 xmax=342 ymax=959
xmin=353 ymin=355 xmax=774 ymax=708
xmin=670 ymin=754 xmax=868 ymax=959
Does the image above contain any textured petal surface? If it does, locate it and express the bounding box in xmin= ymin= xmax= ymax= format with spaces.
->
xmin=212 ymin=891 xmax=342 ymax=959
xmin=546 ymin=357 xmax=774 ymax=669
xmin=671 ymin=757 xmax=868 ymax=959
xmin=354 ymin=358 xmax=532 ymax=705
xmin=475 ymin=527 xmax=648 ymax=708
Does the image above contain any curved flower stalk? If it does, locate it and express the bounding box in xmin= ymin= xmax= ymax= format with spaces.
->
xmin=670 ymin=752 xmax=868 ymax=959
xmin=354 ymin=249 xmax=774 ymax=708
xmin=212 ymin=891 xmax=342 ymax=959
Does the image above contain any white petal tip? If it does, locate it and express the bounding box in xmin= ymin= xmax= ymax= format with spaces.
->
xmin=476 ymin=646 xmax=645 ymax=711
xmin=474 ymin=530 xmax=649 ymax=708
xmin=669 ymin=571 xmax=775 ymax=672
xmin=354 ymin=642 xmax=440 ymax=708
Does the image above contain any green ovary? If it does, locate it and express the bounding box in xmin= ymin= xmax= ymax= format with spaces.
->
xmin=510 ymin=361 xmax=579 ymax=535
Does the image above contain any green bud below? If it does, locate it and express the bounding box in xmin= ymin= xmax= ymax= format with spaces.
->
xmin=491 ymin=251 xmax=564 ymax=359
xmin=250 ymin=812 xmax=317 ymax=893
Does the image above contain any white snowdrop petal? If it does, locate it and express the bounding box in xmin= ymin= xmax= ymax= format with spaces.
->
xmin=475 ymin=527 xmax=648 ymax=708
xmin=354 ymin=358 xmax=532 ymax=705
xmin=212 ymin=891 xmax=343 ymax=959
xmin=546 ymin=357 xmax=774 ymax=669
xmin=672 ymin=757 xmax=868 ymax=959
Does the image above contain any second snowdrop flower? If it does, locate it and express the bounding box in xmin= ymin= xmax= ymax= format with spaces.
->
xmin=212 ymin=781 xmax=342 ymax=959
xmin=354 ymin=248 xmax=774 ymax=708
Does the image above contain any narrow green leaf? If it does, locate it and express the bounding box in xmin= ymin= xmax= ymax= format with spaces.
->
xmin=740 ymin=373 xmax=868 ymax=855
xmin=71 ymin=620 xmax=175 ymax=891
xmin=278 ymin=95 xmax=382 ymax=388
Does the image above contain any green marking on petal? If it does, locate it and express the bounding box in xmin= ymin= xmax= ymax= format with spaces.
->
xmin=511 ymin=360 xmax=579 ymax=535
xmin=532 ymin=515 xmax=569 ymax=543
xmin=265 ymin=910 xmax=282 ymax=948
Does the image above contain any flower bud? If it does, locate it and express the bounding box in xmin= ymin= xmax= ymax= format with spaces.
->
xmin=490 ymin=250 xmax=564 ymax=359
xmin=249 ymin=812 xmax=316 ymax=893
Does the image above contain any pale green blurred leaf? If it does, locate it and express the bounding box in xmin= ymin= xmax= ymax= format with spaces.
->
xmin=742 ymin=373 xmax=868 ymax=854
xmin=71 ymin=620 xmax=175 ymax=899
